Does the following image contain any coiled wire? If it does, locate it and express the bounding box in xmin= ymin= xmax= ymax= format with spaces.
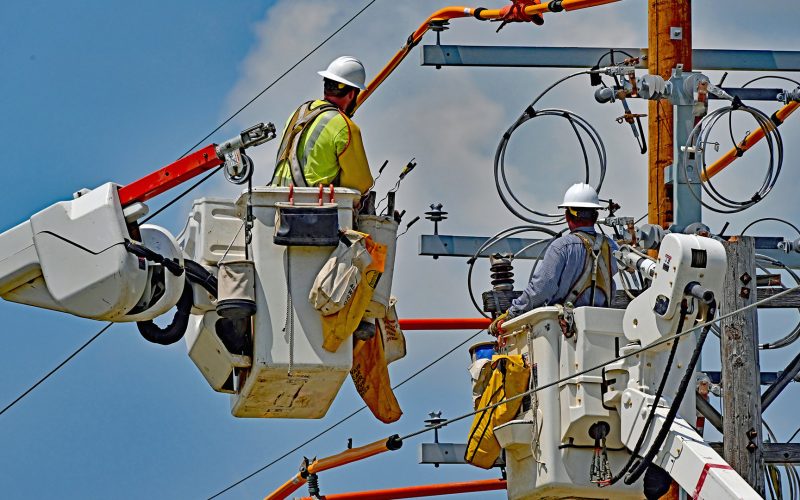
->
xmin=466 ymin=226 xmax=560 ymax=318
xmin=683 ymin=103 xmax=783 ymax=213
xmin=495 ymin=71 xmax=607 ymax=225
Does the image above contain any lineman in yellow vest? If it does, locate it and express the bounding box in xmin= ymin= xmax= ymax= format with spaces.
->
xmin=270 ymin=56 xmax=373 ymax=194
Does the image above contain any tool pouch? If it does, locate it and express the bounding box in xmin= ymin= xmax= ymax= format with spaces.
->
xmin=273 ymin=202 xmax=339 ymax=246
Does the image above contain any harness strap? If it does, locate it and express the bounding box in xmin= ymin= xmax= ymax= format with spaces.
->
xmin=567 ymin=232 xmax=613 ymax=307
xmin=271 ymin=101 xmax=340 ymax=187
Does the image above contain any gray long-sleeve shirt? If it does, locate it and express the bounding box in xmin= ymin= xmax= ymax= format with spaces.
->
xmin=507 ymin=226 xmax=618 ymax=318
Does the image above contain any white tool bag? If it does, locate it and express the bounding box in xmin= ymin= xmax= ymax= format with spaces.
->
xmin=379 ymin=296 xmax=406 ymax=364
xmin=309 ymin=230 xmax=371 ymax=316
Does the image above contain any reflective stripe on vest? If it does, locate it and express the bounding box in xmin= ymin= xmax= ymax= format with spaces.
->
xmin=567 ymin=232 xmax=613 ymax=306
xmin=271 ymin=100 xmax=340 ymax=187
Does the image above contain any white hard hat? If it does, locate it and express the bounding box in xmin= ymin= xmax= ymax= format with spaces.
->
xmin=318 ymin=56 xmax=367 ymax=91
xmin=558 ymin=182 xmax=603 ymax=209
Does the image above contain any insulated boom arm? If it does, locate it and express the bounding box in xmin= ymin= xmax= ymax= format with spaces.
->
xmin=353 ymin=0 xmax=622 ymax=113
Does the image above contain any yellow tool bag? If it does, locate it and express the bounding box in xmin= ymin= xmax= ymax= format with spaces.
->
xmin=465 ymin=354 xmax=530 ymax=469
xmin=350 ymin=321 xmax=402 ymax=424
xmin=320 ymin=234 xmax=386 ymax=352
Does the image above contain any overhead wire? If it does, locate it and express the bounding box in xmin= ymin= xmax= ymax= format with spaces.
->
xmin=741 ymin=75 xmax=800 ymax=89
xmin=142 ymin=0 xmax=383 ymax=222
xmin=741 ymin=217 xmax=800 ymax=238
xmin=399 ymin=284 xmax=800 ymax=442
xmin=1 ymin=0 xmax=382 ymax=442
xmin=179 ymin=0 xmax=381 ymax=159
xmin=755 ymin=253 xmax=800 ymax=350
xmin=208 ymin=327 xmax=486 ymax=498
xmin=0 ymin=322 xmax=113 ymax=417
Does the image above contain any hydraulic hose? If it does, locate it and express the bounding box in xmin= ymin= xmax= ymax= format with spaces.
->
xmin=136 ymin=280 xmax=194 ymax=346
xmin=624 ymin=301 xmax=717 ymax=485
xmin=604 ymin=302 xmax=688 ymax=487
xmin=184 ymin=259 xmax=218 ymax=298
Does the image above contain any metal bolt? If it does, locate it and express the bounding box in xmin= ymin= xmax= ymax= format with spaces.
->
xmin=740 ymin=272 xmax=752 ymax=285
xmin=740 ymin=287 xmax=751 ymax=299
xmin=746 ymin=428 xmax=758 ymax=439
xmin=746 ymin=442 xmax=757 ymax=452
xmin=669 ymin=27 xmax=683 ymax=40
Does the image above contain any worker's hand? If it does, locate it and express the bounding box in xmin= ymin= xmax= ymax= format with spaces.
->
xmin=489 ymin=311 xmax=509 ymax=336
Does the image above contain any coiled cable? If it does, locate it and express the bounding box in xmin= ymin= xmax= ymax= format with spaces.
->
xmin=683 ymin=103 xmax=783 ymax=213
xmin=495 ymin=71 xmax=607 ymax=225
xmin=466 ymin=226 xmax=559 ymax=317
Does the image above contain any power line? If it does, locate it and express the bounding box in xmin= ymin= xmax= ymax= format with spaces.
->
xmin=208 ymin=328 xmax=486 ymax=499
xmin=146 ymin=0 xmax=382 ymax=224
xmin=399 ymin=284 xmax=800 ymax=443
xmin=142 ymin=166 xmax=223 ymax=224
xmin=0 ymin=322 xmax=113 ymax=417
xmin=180 ymin=0 xmax=381 ymax=159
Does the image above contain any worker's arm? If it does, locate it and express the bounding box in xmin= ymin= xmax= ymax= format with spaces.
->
xmin=507 ymin=243 xmax=566 ymax=318
xmin=335 ymin=119 xmax=373 ymax=194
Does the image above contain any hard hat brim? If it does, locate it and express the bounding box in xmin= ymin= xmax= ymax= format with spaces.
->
xmin=558 ymin=202 xmax=603 ymax=209
xmin=318 ymin=70 xmax=367 ymax=91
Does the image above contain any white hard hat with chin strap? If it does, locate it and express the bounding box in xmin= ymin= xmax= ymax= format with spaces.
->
xmin=558 ymin=182 xmax=603 ymax=210
xmin=318 ymin=56 xmax=367 ymax=91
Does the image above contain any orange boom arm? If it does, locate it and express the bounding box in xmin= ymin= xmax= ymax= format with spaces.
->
xmin=354 ymin=0 xmax=621 ymax=112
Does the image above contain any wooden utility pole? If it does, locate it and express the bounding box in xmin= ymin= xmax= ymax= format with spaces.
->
xmin=720 ymin=236 xmax=765 ymax=496
xmin=647 ymin=0 xmax=692 ymax=227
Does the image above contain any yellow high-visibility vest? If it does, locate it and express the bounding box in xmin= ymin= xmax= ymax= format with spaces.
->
xmin=271 ymin=100 xmax=373 ymax=194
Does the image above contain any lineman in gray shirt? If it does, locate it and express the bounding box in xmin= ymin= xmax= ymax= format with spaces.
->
xmin=490 ymin=183 xmax=618 ymax=335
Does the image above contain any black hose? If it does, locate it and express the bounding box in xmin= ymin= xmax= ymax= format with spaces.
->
xmin=604 ymin=302 xmax=688 ymax=487
xmin=624 ymin=301 xmax=717 ymax=485
xmin=184 ymin=259 xmax=218 ymax=298
xmin=136 ymin=280 xmax=194 ymax=345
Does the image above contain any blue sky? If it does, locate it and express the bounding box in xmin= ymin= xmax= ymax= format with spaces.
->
xmin=1 ymin=1 xmax=799 ymax=499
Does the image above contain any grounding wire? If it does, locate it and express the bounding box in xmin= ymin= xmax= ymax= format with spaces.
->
xmin=466 ymin=226 xmax=559 ymax=317
xmin=741 ymin=75 xmax=800 ymax=89
xmin=0 ymin=322 xmax=113 ymax=417
xmin=742 ymin=217 xmax=800 ymax=238
xmin=755 ymin=253 xmax=800 ymax=350
xmin=398 ymin=284 xmax=800 ymax=442
xmin=595 ymin=49 xmax=636 ymax=68
xmin=208 ymin=328 xmax=486 ymax=498
xmin=683 ymin=103 xmax=783 ymax=214
xmin=179 ymin=0 xmax=381 ymax=159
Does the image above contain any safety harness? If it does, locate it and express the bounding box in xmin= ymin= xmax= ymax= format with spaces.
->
xmin=566 ymin=231 xmax=613 ymax=307
xmin=270 ymin=100 xmax=341 ymax=187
